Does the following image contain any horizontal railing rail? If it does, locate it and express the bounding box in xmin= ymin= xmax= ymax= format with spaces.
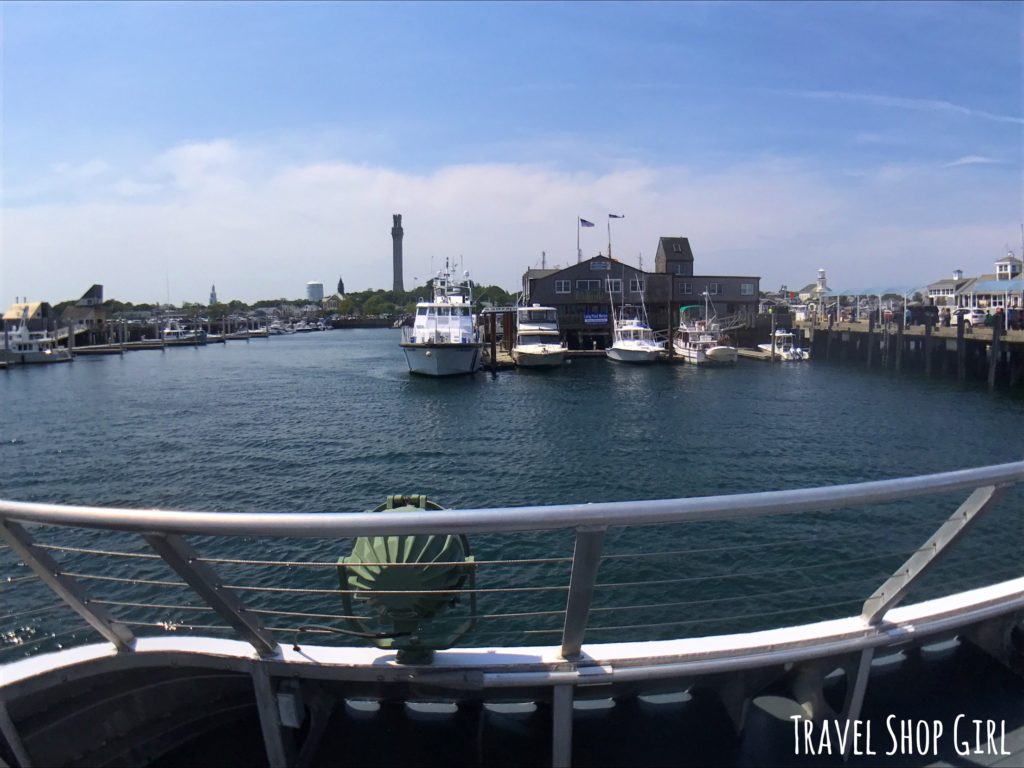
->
xmin=1 ymin=461 xmax=1022 ymax=536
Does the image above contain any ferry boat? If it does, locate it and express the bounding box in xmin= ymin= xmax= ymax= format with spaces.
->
xmin=511 ymin=305 xmax=566 ymax=368
xmin=0 ymin=462 xmax=1022 ymax=767
xmin=0 ymin=308 xmax=72 ymax=365
xmin=672 ymin=293 xmax=738 ymax=366
xmin=400 ymin=260 xmax=483 ymax=376
xmin=758 ymin=329 xmax=807 ymax=361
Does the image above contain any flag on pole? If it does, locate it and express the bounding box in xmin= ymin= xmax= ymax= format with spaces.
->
xmin=608 ymin=214 xmax=624 ymax=219
xmin=579 ymin=218 xmax=595 ymax=227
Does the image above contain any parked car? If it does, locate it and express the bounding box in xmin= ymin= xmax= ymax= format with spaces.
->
xmin=950 ymin=308 xmax=987 ymax=328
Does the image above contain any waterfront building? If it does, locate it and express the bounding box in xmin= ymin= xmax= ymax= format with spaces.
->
xmin=60 ymin=285 xmax=108 ymax=333
xmin=522 ymin=237 xmax=760 ymax=349
xmin=306 ymin=281 xmax=324 ymax=303
xmin=2 ymin=300 xmax=57 ymax=332
xmin=928 ymin=253 xmax=1024 ymax=312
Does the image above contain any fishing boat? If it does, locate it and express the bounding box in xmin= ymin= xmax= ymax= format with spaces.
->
xmin=160 ymin=319 xmax=207 ymax=345
xmin=0 ymin=308 xmax=72 ymax=365
xmin=606 ymin=298 xmax=663 ymax=364
xmin=511 ymin=305 xmax=566 ymax=368
xmin=399 ymin=260 xmax=483 ymax=376
xmin=758 ymin=329 xmax=807 ymax=361
xmin=672 ymin=293 xmax=738 ymax=366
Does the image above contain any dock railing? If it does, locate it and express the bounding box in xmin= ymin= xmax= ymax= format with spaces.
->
xmin=2 ymin=462 xmax=1023 ymax=766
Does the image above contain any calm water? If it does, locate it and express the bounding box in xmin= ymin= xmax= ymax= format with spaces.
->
xmin=1 ymin=330 xmax=1022 ymax=654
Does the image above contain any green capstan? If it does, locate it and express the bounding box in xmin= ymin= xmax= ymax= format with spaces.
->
xmin=338 ymin=495 xmax=476 ymax=664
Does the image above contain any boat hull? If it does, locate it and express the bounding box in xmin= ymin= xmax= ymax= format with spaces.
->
xmin=511 ymin=347 xmax=565 ymax=368
xmin=673 ymin=343 xmax=736 ymax=365
xmin=3 ymin=349 xmax=72 ymax=365
xmin=606 ymin=345 xmax=662 ymax=364
xmin=757 ymin=344 xmax=807 ymax=361
xmin=401 ymin=343 xmax=482 ymax=376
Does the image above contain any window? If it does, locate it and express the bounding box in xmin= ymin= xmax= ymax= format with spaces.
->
xmin=708 ymin=283 xmax=722 ymax=295
xmin=629 ymin=279 xmax=645 ymax=293
xmin=606 ymin=279 xmax=622 ymax=293
xmin=555 ymin=280 xmax=571 ymax=294
xmin=678 ymin=282 xmax=692 ymax=297
xmin=672 ymin=243 xmax=682 ymax=253
xmin=741 ymin=283 xmax=754 ymax=296
xmin=673 ymin=263 xmax=689 ymax=275
xmin=576 ymin=279 xmax=601 ymax=292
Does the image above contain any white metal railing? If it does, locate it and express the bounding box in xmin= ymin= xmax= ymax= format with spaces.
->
xmin=1 ymin=461 xmax=1021 ymax=661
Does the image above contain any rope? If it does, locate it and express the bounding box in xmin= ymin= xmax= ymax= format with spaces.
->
xmin=34 ymin=544 xmax=161 ymax=560
xmin=63 ymin=572 xmax=187 ymax=588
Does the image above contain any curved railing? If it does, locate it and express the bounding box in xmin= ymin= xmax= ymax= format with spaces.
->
xmin=2 ymin=462 xmax=1022 ymax=767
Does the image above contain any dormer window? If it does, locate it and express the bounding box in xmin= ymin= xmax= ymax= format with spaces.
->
xmin=672 ymin=243 xmax=682 ymax=253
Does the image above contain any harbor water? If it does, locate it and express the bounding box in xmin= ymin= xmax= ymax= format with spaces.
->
xmin=2 ymin=329 xmax=1022 ymax=655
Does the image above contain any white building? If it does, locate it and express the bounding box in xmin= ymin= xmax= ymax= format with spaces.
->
xmin=306 ymin=282 xmax=324 ymax=302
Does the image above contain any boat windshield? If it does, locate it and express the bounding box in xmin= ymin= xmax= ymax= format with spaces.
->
xmin=517 ymin=334 xmax=558 ymax=346
xmin=520 ymin=309 xmax=557 ymax=324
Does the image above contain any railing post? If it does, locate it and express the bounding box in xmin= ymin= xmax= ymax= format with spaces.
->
xmin=861 ymin=484 xmax=1007 ymax=624
xmin=143 ymin=533 xmax=278 ymax=656
xmin=560 ymin=526 xmax=606 ymax=659
xmin=0 ymin=520 xmax=135 ymax=651
xmin=551 ymin=683 xmax=574 ymax=768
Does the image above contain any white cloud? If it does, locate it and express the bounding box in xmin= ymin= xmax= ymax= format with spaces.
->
xmin=779 ymin=90 xmax=1024 ymax=126
xmin=1 ymin=140 xmax=1018 ymax=305
xmin=943 ymin=155 xmax=1001 ymax=168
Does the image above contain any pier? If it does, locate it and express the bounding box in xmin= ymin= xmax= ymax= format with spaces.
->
xmin=804 ymin=317 xmax=1024 ymax=389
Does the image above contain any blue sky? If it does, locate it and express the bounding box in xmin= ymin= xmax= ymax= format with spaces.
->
xmin=3 ymin=1 xmax=1021 ymax=303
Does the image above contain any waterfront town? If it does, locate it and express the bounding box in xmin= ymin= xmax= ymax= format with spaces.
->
xmin=4 ymin=222 xmax=1023 ymax=349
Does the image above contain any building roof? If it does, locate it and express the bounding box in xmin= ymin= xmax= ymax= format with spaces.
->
xmin=657 ymin=237 xmax=694 ymax=260
xmin=2 ymin=302 xmax=45 ymax=321
xmin=928 ymin=278 xmax=968 ymax=290
xmin=76 ymin=284 xmax=103 ymax=306
xmin=966 ymin=279 xmax=1024 ymax=293
xmin=995 ymin=254 xmax=1022 ymax=265
xmin=524 ymin=269 xmax=559 ymax=280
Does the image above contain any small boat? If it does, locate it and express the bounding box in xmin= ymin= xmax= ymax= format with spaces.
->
xmin=511 ymin=305 xmax=566 ymax=368
xmin=399 ymin=259 xmax=483 ymax=376
xmin=672 ymin=293 xmax=737 ymax=366
xmin=606 ymin=290 xmax=663 ymax=364
xmin=758 ymin=329 xmax=808 ymax=361
xmin=161 ymin=319 xmax=207 ymax=345
xmin=0 ymin=307 xmax=72 ymax=364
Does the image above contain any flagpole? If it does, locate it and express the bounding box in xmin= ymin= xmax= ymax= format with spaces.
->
xmin=607 ymin=218 xmax=611 ymax=259
xmin=577 ymin=217 xmax=581 ymax=264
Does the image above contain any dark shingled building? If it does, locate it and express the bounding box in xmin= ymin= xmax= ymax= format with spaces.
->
xmin=522 ymin=238 xmax=759 ymax=349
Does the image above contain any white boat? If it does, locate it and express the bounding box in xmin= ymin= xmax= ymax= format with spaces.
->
xmin=0 ymin=308 xmax=72 ymax=364
xmin=400 ymin=260 xmax=483 ymax=376
xmin=606 ymin=301 xmax=663 ymax=365
xmin=758 ymin=329 xmax=808 ymax=361
xmin=672 ymin=293 xmax=737 ymax=366
xmin=511 ymin=305 xmax=566 ymax=368
xmin=161 ymin=319 xmax=207 ymax=345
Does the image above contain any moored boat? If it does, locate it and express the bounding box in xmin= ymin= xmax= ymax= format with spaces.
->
xmin=400 ymin=259 xmax=483 ymax=376
xmin=758 ymin=329 xmax=807 ymax=361
xmin=606 ymin=305 xmax=663 ymax=364
xmin=511 ymin=305 xmax=566 ymax=368
xmin=0 ymin=307 xmax=72 ymax=365
xmin=672 ymin=292 xmax=738 ymax=365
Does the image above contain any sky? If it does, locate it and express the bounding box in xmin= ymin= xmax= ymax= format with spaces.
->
xmin=2 ymin=1 xmax=1022 ymax=305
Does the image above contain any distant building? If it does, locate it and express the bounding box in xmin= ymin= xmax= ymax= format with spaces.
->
xmin=523 ymin=238 xmax=759 ymax=349
xmin=3 ymin=300 xmax=57 ymax=332
xmin=60 ymin=285 xmax=108 ymax=332
xmin=306 ymin=282 xmax=324 ymax=302
xmin=209 ymin=285 xmax=218 ymax=305
xmin=927 ymin=253 xmax=1023 ymax=311
xmin=337 ymin=277 xmax=345 ymax=296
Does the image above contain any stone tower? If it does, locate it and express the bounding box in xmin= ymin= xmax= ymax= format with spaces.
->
xmin=391 ymin=214 xmax=404 ymax=293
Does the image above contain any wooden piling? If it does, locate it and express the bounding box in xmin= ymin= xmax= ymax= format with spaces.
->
xmin=924 ymin=319 xmax=933 ymax=377
xmin=867 ymin=314 xmax=876 ymax=369
xmin=895 ymin=318 xmax=903 ymax=371
xmin=489 ymin=313 xmax=497 ymax=374
xmin=956 ymin=321 xmax=966 ymax=382
xmin=988 ymin=322 xmax=1002 ymax=389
